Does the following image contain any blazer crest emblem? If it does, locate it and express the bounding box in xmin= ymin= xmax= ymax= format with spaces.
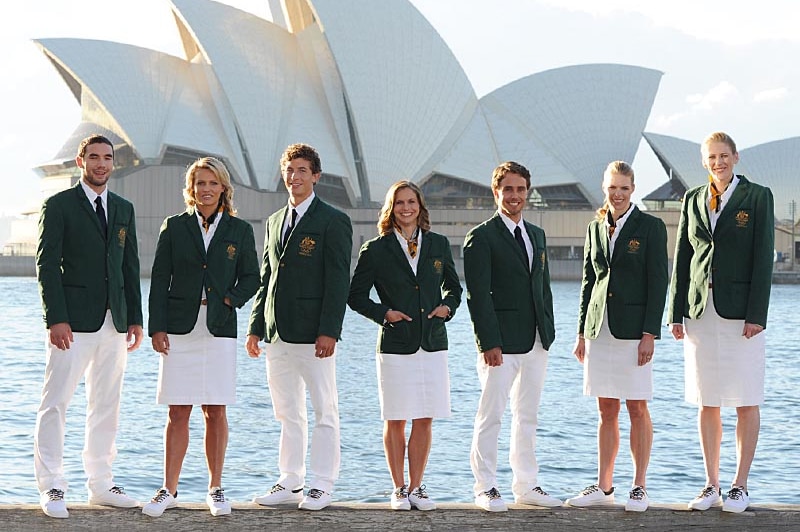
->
xmin=735 ymin=210 xmax=750 ymax=228
xmin=540 ymin=251 xmax=546 ymax=267
xmin=299 ymin=236 xmax=316 ymax=257
xmin=627 ymin=238 xmax=641 ymax=254
xmin=433 ymin=259 xmax=443 ymax=274
xmin=226 ymin=243 xmax=237 ymax=260
xmin=117 ymin=228 xmax=127 ymax=248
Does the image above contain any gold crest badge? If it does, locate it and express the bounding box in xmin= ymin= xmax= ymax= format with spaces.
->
xmin=299 ymin=236 xmax=316 ymax=257
xmin=117 ymin=228 xmax=127 ymax=248
xmin=627 ymin=239 xmax=641 ymax=253
xmin=433 ymin=259 xmax=443 ymax=274
xmin=540 ymin=251 xmax=546 ymax=267
xmin=735 ymin=210 xmax=750 ymax=228
xmin=226 ymin=244 xmax=237 ymax=260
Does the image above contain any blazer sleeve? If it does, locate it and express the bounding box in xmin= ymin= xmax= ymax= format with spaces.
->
xmin=226 ymin=221 xmax=260 ymax=308
xmin=463 ymin=226 xmax=501 ymax=352
xmin=318 ymin=210 xmax=353 ymax=339
xmin=440 ymin=236 xmax=462 ymax=320
xmin=120 ymin=201 xmax=143 ymax=327
xmin=348 ymin=240 xmax=390 ymax=325
xmin=746 ymin=186 xmax=774 ymax=327
xmin=148 ymin=216 xmax=173 ymax=335
xmin=36 ymin=195 xmax=68 ymax=326
xmin=247 ymin=219 xmax=272 ymax=339
xmin=643 ymin=216 xmax=669 ymax=337
xmin=576 ymin=223 xmax=596 ymax=335
xmin=668 ymin=192 xmax=693 ymax=324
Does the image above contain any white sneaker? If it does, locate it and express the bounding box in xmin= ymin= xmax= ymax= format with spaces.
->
xmin=206 ymin=487 xmax=231 ymax=516
xmin=475 ymin=487 xmax=507 ymax=512
xmin=566 ymin=484 xmax=615 ymax=507
xmin=688 ymin=485 xmax=722 ymax=510
xmin=142 ymin=488 xmax=177 ymax=517
xmin=515 ymin=486 xmax=562 ymax=507
xmin=625 ymin=486 xmax=649 ymax=512
xmin=408 ymin=485 xmax=436 ymax=511
xmin=390 ymin=485 xmax=410 ymax=511
xmin=40 ymin=489 xmax=68 ymax=519
xmin=722 ymin=486 xmax=750 ymax=513
xmin=88 ymin=485 xmax=138 ymax=508
xmin=299 ymin=488 xmax=332 ymax=511
xmin=253 ymin=483 xmax=304 ymax=505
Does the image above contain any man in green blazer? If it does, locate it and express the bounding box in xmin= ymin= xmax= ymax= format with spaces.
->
xmin=463 ymin=161 xmax=560 ymax=512
xmin=669 ymin=132 xmax=774 ymax=514
xmin=34 ymin=134 xmax=143 ymax=519
xmin=247 ymin=144 xmax=352 ymax=511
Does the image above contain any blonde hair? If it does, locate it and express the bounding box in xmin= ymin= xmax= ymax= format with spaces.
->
xmin=183 ymin=157 xmax=237 ymax=215
xmin=596 ymin=160 xmax=634 ymax=222
xmin=702 ymin=131 xmax=737 ymax=154
xmin=377 ymin=181 xmax=431 ymax=236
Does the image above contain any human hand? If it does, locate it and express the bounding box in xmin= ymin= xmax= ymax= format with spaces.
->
xmin=151 ymin=331 xmax=169 ymax=355
xmin=742 ymin=322 xmax=764 ymax=339
xmin=638 ymin=334 xmax=655 ymax=366
xmin=127 ymin=325 xmax=144 ymax=352
xmin=573 ymin=336 xmax=585 ymax=363
xmin=49 ymin=322 xmax=74 ymax=350
xmin=315 ymin=335 xmax=337 ymax=358
xmin=427 ymin=305 xmax=450 ymax=319
xmin=384 ymin=309 xmax=413 ymax=325
xmin=246 ymin=334 xmax=262 ymax=358
xmin=482 ymin=347 xmax=503 ymax=367
xmin=670 ymin=323 xmax=684 ymax=340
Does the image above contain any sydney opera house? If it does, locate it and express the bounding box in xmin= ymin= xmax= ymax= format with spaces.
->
xmin=17 ymin=0 xmax=798 ymax=274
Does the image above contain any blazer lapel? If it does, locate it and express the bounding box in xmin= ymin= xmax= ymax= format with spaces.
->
xmin=611 ymin=207 xmax=642 ymax=263
xmin=384 ymin=234 xmax=417 ymax=280
xmin=75 ymin=184 xmax=106 ymax=240
xmin=207 ymin=211 xmax=230 ymax=255
xmin=523 ymin=222 xmax=537 ymax=274
xmin=185 ymin=210 xmax=207 ymax=258
xmin=697 ymin=187 xmax=713 ymax=236
xmin=717 ymin=175 xmax=749 ymax=228
xmin=492 ymin=216 xmax=528 ymax=271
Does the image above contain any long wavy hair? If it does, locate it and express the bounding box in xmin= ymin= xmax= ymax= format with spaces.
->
xmin=183 ymin=157 xmax=237 ymax=216
xmin=595 ymin=160 xmax=634 ymax=222
xmin=377 ymin=181 xmax=431 ymax=236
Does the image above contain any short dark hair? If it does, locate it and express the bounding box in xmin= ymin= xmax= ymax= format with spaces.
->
xmin=491 ymin=161 xmax=530 ymax=190
xmin=77 ymin=134 xmax=114 ymax=159
xmin=280 ymin=143 xmax=321 ymax=174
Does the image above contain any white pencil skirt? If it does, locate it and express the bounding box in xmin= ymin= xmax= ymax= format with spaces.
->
xmin=584 ymin=317 xmax=653 ymax=401
xmin=376 ymin=349 xmax=451 ymax=420
xmin=156 ymin=306 xmax=237 ymax=405
xmin=684 ymin=298 xmax=766 ymax=407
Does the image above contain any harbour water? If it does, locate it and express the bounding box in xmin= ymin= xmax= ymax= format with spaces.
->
xmin=1 ymin=277 xmax=797 ymax=506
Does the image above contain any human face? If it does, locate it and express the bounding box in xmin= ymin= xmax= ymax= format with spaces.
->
xmin=76 ymin=142 xmax=113 ymax=193
xmin=493 ymin=172 xmax=528 ymax=223
xmin=282 ymin=157 xmax=319 ymax=205
xmin=392 ymin=186 xmax=420 ymax=232
xmin=193 ymin=167 xmax=225 ymax=214
xmin=602 ymin=172 xmax=635 ymax=217
xmin=702 ymin=141 xmax=739 ymax=185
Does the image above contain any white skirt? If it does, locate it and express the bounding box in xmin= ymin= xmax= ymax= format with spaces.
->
xmin=684 ymin=295 xmax=766 ymax=407
xmin=584 ymin=317 xmax=653 ymax=400
xmin=376 ymin=349 xmax=451 ymax=420
xmin=157 ymin=306 xmax=237 ymax=405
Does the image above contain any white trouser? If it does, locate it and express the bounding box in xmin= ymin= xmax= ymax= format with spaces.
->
xmin=34 ymin=311 xmax=128 ymax=494
xmin=470 ymin=341 xmax=548 ymax=498
xmin=264 ymin=340 xmax=340 ymax=493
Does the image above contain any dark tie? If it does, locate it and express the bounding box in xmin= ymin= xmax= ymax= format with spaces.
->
xmin=94 ymin=197 xmax=108 ymax=237
xmin=514 ymin=226 xmax=528 ymax=263
xmin=282 ymin=208 xmax=297 ymax=246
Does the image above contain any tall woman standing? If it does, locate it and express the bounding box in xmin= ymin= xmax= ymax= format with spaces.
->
xmin=348 ymin=181 xmax=462 ymax=511
xmin=565 ymin=161 xmax=668 ymax=512
xmin=143 ymin=157 xmax=259 ymax=517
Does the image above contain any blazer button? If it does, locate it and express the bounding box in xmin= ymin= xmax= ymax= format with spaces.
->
xmin=608 ymin=292 xmax=613 ymax=297
xmin=207 ymin=287 xmax=213 ymax=292
xmin=420 ymin=308 xmax=425 ymax=313
xmin=415 ymin=285 xmax=419 ymax=290
xmin=280 ymin=262 xmax=285 ymax=267
xmin=203 ymin=264 xmax=207 ymax=269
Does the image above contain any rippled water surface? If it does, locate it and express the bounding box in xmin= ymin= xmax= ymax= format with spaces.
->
xmin=1 ymin=277 xmax=797 ymax=505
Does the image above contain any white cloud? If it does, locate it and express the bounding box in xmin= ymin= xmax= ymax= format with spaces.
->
xmin=652 ymin=112 xmax=687 ymax=129
xmin=753 ymin=87 xmax=789 ymax=103
xmin=686 ymin=81 xmax=739 ymax=111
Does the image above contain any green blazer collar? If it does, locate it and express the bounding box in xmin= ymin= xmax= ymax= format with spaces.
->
xmin=716 ymin=175 xmax=751 ymax=228
xmin=184 ymin=209 xmax=232 ymax=257
xmin=490 ymin=213 xmax=536 ymax=274
xmin=73 ymin=181 xmax=110 ymax=241
xmin=610 ymin=206 xmax=642 ymax=263
xmin=382 ymin=230 xmax=430 ymax=280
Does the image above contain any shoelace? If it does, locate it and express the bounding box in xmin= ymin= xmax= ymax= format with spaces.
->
xmin=306 ymin=488 xmax=325 ymax=499
xmin=412 ymin=485 xmax=428 ymax=499
xmin=109 ymin=486 xmax=126 ymax=495
xmin=728 ymin=486 xmax=745 ymax=500
xmin=152 ymin=489 xmax=172 ymax=503
xmin=269 ymin=484 xmax=286 ymax=494
xmin=698 ymin=486 xmax=719 ymax=499
xmin=209 ymin=488 xmax=226 ymax=503
xmin=393 ymin=485 xmax=408 ymax=499
xmin=629 ymin=486 xmax=646 ymax=500
xmin=532 ymin=487 xmax=549 ymax=496
xmin=46 ymin=489 xmax=64 ymax=501
xmin=484 ymin=487 xmax=502 ymax=500
xmin=580 ymin=484 xmax=601 ymax=496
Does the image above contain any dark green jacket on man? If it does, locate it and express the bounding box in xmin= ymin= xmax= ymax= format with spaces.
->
xmin=36 ymin=182 xmax=142 ymax=333
xmin=578 ymin=207 xmax=669 ymax=340
xmin=148 ymin=210 xmax=260 ymax=338
xmin=463 ymin=214 xmax=555 ymax=353
xmin=348 ymin=231 xmax=462 ymax=354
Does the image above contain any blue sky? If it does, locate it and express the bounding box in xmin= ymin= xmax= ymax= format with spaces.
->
xmin=2 ymin=0 xmax=798 ymax=217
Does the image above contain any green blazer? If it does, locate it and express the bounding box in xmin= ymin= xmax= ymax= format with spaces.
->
xmin=248 ymin=197 xmax=353 ymax=344
xmin=463 ymin=214 xmax=555 ymax=353
xmin=578 ymin=207 xmax=668 ymax=340
xmin=348 ymin=231 xmax=462 ymax=354
xmin=148 ymin=210 xmax=260 ymax=338
xmin=36 ymin=181 xmax=143 ymax=333
xmin=668 ymin=175 xmax=774 ymax=327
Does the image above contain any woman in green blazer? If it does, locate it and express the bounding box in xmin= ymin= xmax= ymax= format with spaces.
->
xmin=348 ymin=181 xmax=462 ymax=511
xmin=566 ymin=161 xmax=668 ymax=512
xmin=143 ymin=157 xmax=259 ymax=518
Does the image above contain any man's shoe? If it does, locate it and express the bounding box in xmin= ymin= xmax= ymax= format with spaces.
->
xmin=88 ymin=485 xmax=138 ymax=508
xmin=141 ymin=488 xmax=177 ymax=517
xmin=253 ymin=483 xmax=304 ymax=505
xmin=40 ymin=489 xmax=68 ymax=519
xmin=722 ymin=486 xmax=750 ymax=513
xmin=475 ymin=487 xmax=507 ymax=512
xmin=298 ymin=488 xmax=332 ymax=511
xmin=687 ymin=485 xmax=722 ymax=510
xmin=624 ymin=485 xmax=649 ymax=512
xmin=408 ymin=485 xmax=436 ymax=511
xmin=515 ymin=486 xmax=562 ymax=507
xmin=566 ymin=484 xmax=615 ymax=507
xmin=390 ymin=485 xmax=410 ymax=511
xmin=206 ymin=487 xmax=231 ymax=516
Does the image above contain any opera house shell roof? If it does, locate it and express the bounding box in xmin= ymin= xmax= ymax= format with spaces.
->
xmin=34 ymin=0 xmax=663 ymax=210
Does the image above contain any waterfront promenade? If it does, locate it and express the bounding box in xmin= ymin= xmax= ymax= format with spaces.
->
xmin=3 ymin=503 xmax=799 ymax=531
